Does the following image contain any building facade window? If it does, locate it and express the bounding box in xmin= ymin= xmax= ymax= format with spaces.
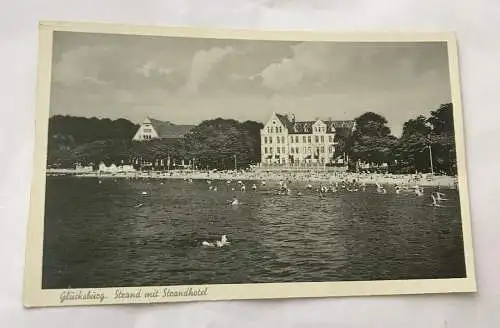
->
xmin=308 ymin=136 xmax=312 ymax=143
xmin=321 ymin=136 xmax=324 ymax=142
xmin=303 ymin=136 xmax=306 ymax=143
xmin=264 ymin=136 xmax=267 ymax=143
xmin=296 ymin=147 xmax=299 ymax=154
xmin=295 ymin=136 xmax=299 ymax=143
xmin=291 ymin=148 xmax=294 ymax=154
xmin=277 ymin=137 xmax=280 ymax=143
xmin=329 ymin=135 xmax=332 ymax=142
xmin=321 ymin=146 xmax=325 ymax=153
xmin=290 ymin=136 xmax=294 ymax=143
xmin=315 ymin=136 xmax=319 ymax=143
xmin=282 ymin=147 xmax=285 ymax=153
xmin=281 ymin=136 xmax=285 ymax=143
xmin=269 ymin=137 xmax=272 ymax=143
xmin=264 ymin=147 xmax=268 ymax=154
xmin=277 ymin=147 xmax=281 ymax=154
xmin=270 ymin=147 xmax=273 ymax=153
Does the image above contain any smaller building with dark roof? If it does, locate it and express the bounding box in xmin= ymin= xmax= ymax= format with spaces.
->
xmin=132 ymin=118 xmax=194 ymax=141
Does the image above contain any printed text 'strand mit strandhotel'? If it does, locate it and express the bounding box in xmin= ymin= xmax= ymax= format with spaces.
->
xmin=261 ymin=113 xmax=355 ymax=165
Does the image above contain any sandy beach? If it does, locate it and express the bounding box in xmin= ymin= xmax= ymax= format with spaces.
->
xmin=46 ymin=168 xmax=458 ymax=188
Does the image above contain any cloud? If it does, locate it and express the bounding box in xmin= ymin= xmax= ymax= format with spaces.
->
xmin=180 ymin=46 xmax=236 ymax=95
xmin=255 ymin=41 xmax=449 ymax=95
xmin=136 ymin=60 xmax=174 ymax=78
xmin=258 ymin=58 xmax=303 ymax=90
xmin=52 ymin=45 xmax=115 ymax=86
xmin=255 ymin=42 xmax=336 ymax=91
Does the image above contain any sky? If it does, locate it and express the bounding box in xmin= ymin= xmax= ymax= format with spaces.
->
xmin=50 ymin=31 xmax=452 ymax=136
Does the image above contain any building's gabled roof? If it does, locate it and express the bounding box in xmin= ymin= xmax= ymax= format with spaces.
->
xmin=275 ymin=113 xmax=294 ymax=132
xmin=273 ymin=113 xmax=355 ymax=136
xmin=327 ymin=120 xmax=356 ymax=134
xmin=148 ymin=118 xmax=194 ymax=139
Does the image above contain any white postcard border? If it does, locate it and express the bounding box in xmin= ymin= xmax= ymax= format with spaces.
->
xmin=23 ymin=21 xmax=477 ymax=308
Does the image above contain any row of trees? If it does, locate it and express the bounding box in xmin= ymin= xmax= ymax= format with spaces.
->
xmin=338 ymin=103 xmax=457 ymax=175
xmin=47 ymin=115 xmax=139 ymax=168
xmin=47 ymin=116 xmax=263 ymax=170
xmin=47 ymin=103 xmax=458 ymax=175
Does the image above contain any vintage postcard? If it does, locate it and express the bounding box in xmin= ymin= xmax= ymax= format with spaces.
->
xmin=23 ymin=21 xmax=476 ymax=307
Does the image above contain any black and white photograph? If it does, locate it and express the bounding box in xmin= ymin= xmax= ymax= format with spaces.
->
xmin=23 ymin=22 xmax=476 ymax=307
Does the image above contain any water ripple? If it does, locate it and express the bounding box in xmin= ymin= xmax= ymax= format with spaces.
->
xmin=42 ymin=177 xmax=466 ymax=288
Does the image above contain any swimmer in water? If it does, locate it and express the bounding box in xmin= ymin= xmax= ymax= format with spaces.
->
xmin=216 ymin=235 xmax=230 ymax=247
xmin=431 ymin=193 xmax=440 ymax=207
xmin=436 ymin=191 xmax=447 ymax=201
xmin=376 ymin=183 xmax=386 ymax=194
xmin=230 ymin=196 xmax=239 ymax=206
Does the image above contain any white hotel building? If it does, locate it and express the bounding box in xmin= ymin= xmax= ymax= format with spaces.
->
xmin=260 ymin=112 xmax=355 ymax=165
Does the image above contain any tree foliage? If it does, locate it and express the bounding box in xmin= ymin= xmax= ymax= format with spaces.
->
xmin=391 ymin=103 xmax=456 ymax=174
xmin=49 ymin=115 xmax=139 ymax=145
xmin=427 ymin=103 xmax=457 ymax=174
xmin=393 ymin=115 xmax=432 ymax=173
xmin=47 ymin=116 xmax=138 ymax=167
xmin=47 ymin=115 xmax=263 ymax=170
xmin=47 ymin=105 xmax=457 ymax=175
xmin=349 ymin=112 xmax=398 ymax=165
xmin=182 ymin=118 xmax=262 ymax=169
